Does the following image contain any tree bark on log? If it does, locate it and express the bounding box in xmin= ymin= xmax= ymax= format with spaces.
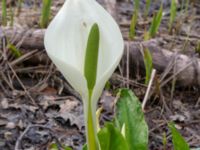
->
xmin=1 ymin=27 xmax=200 ymax=87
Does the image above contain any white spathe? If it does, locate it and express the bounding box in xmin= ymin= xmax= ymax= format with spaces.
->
xmin=44 ymin=0 xmax=123 ymax=128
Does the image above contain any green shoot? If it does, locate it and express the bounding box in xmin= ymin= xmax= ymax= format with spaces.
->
xmin=129 ymin=0 xmax=140 ymax=40
xmin=49 ymin=143 xmax=72 ymax=150
xmin=162 ymin=132 xmax=167 ymax=150
xmin=9 ymin=6 xmax=14 ymax=27
xmin=185 ymin=0 xmax=189 ymax=15
xmin=2 ymin=0 xmax=7 ymax=26
xmin=144 ymin=30 xmax=150 ymax=41
xmin=134 ymin=0 xmax=140 ymax=11
xmin=129 ymin=12 xmax=138 ymax=40
xmin=169 ymin=0 xmax=177 ymax=33
xmin=143 ymin=48 xmax=153 ymax=85
xmin=40 ymin=0 xmax=52 ymax=28
xmin=7 ymin=43 xmax=22 ymax=58
xmin=17 ymin=0 xmax=23 ymax=16
xmin=195 ymin=41 xmax=200 ymax=55
xmin=148 ymin=4 xmax=163 ymax=38
xmin=145 ymin=0 xmax=151 ymax=18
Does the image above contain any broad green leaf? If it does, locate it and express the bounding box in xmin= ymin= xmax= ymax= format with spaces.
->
xmin=169 ymin=122 xmax=190 ymax=150
xmin=98 ymin=123 xmax=129 ymax=150
xmin=143 ymin=48 xmax=153 ymax=85
xmin=84 ymin=23 xmax=100 ymax=90
xmin=49 ymin=143 xmax=72 ymax=150
xmin=82 ymin=144 xmax=87 ymax=150
xmin=115 ymin=89 xmax=148 ymax=150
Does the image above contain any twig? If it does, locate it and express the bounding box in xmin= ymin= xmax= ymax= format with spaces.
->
xmin=160 ymin=60 xmax=194 ymax=88
xmin=15 ymin=125 xmax=32 ymax=150
xmin=142 ymin=69 xmax=156 ymax=111
xmin=10 ymin=49 xmax=38 ymax=66
xmin=7 ymin=62 xmax=37 ymax=105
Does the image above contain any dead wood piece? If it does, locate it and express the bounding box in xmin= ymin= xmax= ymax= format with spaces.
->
xmin=1 ymin=27 xmax=200 ymax=87
xmin=125 ymin=40 xmax=200 ymax=87
xmin=1 ymin=27 xmax=45 ymax=50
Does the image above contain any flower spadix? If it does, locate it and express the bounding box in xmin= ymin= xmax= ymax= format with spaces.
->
xmin=44 ymin=0 xmax=123 ymax=149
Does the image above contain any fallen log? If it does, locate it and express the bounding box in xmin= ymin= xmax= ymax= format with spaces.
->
xmin=1 ymin=27 xmax=200 ymax=87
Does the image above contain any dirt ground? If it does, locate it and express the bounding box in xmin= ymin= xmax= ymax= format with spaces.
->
xmin=0 ymin=0 xmax=200 ymax=150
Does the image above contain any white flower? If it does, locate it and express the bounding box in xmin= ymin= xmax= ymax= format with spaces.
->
xmin=44 ymin=0 xmax=123 ymax=149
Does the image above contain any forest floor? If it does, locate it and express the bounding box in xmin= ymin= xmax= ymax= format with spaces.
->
xmin=0 ymin=0 xmax=200 ymax=150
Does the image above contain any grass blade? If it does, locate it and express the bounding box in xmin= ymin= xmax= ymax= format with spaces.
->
xmin=145 ymin=0 xmax=151 ymax=18
xmin=129 ymin=0 xmax=140 ymax=40
xmin=2 ymin=0 xmax=7 ymax=26
xmin=143 ymin=48 xmax=153 ymax=84
xmin=149 ymin=4 xmax=163 ymax=38
xmin=169 ymin=0 xmax=177 ymax=32
xmin=40 ymin=0 xmax=52 ymax=28
xmin=129 ymin=12 xmax=138 ymax=40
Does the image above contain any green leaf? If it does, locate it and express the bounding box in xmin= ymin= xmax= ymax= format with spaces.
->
xmin=169 ymin=122 xmax=190 ymax=150
xmin=115 ymin=89 xmax=148 ymax=150
xmin=149 ymin=4 xmax=163 ymax=38
xmin=169 ymin=0 xmax=177 ymax=31
xmin=7 ymin=43 xmax=22 ymax=58
xmin=49 ymin=143 xmax=59 ymax=150
xmin=154 ymin=4 xmax=163 ymax=33
xmin=129 ymin=0 xmax=139 ymax=40
xmin=98 ymin=123 xmax=129 ymax=150
xmin=143 ymin=48 xmax=153 ymax=85
xmin=2 ymin=0 xmax=7 ymax=26
xmin=82 ymin=144 xmax=88 ymax=150
xmin=40 ymin=0 xmax=52 ymax=28
xmin=148 ymin=13 xmax=157 ymax=38
xmin=64 ymin=147 xmax=72 ymax=150
xmin=145 ymin=0 xmax=151 ymax=18
xmin=49 ymin=143 xmax=72 ymax=150
xmin=84 ymin=23 xmax=100 ymax=91
xmin=129 ymin=12 xmax=138 ymax=40
xmin=134 ymin=0 xmax=140 ymax=11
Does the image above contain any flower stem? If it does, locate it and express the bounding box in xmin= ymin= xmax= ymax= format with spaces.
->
xmin=86 ymin=90 xmax=99 ymax=150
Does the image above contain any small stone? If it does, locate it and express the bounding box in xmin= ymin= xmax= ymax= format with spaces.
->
xmin=1 ymin=98 xmax=8 ymax=109
xmin=6 ymin=122 xmax=16 ymax=129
